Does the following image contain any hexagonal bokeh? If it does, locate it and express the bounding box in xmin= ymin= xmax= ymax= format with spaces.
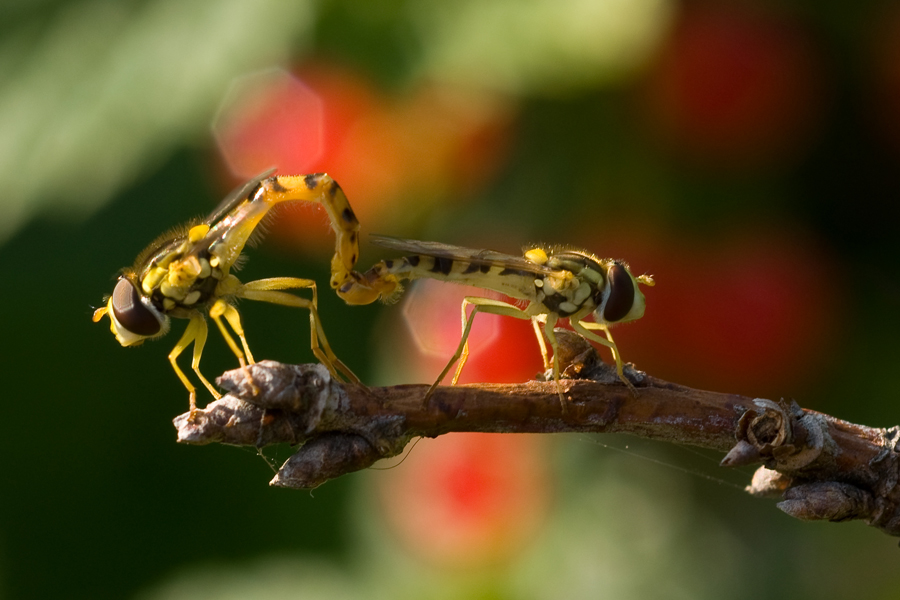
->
xmin=400 ymin=279 xmax=504 ymax=360
xmin=213 ymin=68 xmax=324 ymax=177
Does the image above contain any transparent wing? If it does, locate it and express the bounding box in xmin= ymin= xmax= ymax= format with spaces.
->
xmin=369 ymin=234 xmax=562 ymax=277
xmin=204 ymin=168 xmax=276 ymax=226
xmin=178 ymin=169 xmax=279 ymax=268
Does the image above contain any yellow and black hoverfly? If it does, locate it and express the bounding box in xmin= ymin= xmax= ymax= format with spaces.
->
xmin=93 ymin=170 xmax=364 ymax=414
xmin=337 ymin=235 xmax=654 ymax=407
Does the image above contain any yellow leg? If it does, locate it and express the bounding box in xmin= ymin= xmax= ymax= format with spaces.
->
xmin=168 ymin=313 xmax=221 ymax=416
xmin=220 ymin=304 xmax=255 ymax=364
xmin=209 ymin=301 xmax=252 ymax=366
xmin=571 ymin=320 xmax=636 ymax=395
xmin=448 ymin=298 xmax=537 ymax=386
xmin=532 ymin=316 xmax=551 ymax=370
xmin=538 ymin=314 xmax=567 ymax=411
xmin=423 ymin=297 xmax=549 ymax=407
xmin=452 ymin=297 xmax=474 ymax=386
xmin=209 ymin=299 xmax=259 ymax=396
xmin=336 ymin=266 xmax=403 ymax=306
xmin=236 ymin=277 xmax=360 ymax=384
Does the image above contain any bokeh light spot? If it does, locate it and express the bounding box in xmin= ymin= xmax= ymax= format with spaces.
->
xmin=867 ymin=3 xmax=900 ymax=155
xmin=640 ymin=4 xmax=825 ymax=169
xmin=401 ymin=280 xmax=502 ymax=359
xmin=586 ymin=226 xmax=836 ymax=397
xmin=376 ymin=433 xmax=550 ymax=570
xmin=213 ymin=68 xmax=324 ymax=177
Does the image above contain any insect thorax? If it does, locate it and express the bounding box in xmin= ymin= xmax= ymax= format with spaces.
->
xmin=536 ymin=251 xmax=607 ymax=317
xmin=138 ymin=242 xmax=226 ymax=315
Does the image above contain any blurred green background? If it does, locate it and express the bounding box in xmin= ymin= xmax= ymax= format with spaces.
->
xmin=2 ymin=0 xmax=900 ymax=598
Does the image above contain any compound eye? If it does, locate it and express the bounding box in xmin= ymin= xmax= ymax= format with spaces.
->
xmin=111 ymin=278 xmax=161 ymax=336
xmin=603 ymin=263 xmax=635 ymax=322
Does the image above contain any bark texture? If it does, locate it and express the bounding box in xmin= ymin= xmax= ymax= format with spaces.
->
xmin=174 ymin=331 xmax=900 ymax=539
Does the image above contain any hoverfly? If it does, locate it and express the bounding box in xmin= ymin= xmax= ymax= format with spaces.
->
xmin=93 ymin=170 xmax=362 ymax=415
xmin=336 ymin=235 xmax=654 ymax=407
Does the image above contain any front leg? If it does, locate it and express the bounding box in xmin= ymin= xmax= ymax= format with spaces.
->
xmin=167 ymin=312 xmax=220 ymax=417
xmin=570 ymin=320 xmax=637 ymax=395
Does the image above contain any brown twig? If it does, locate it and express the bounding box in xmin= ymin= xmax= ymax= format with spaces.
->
xmin=173 ymin=330 xmax=900 ymax=540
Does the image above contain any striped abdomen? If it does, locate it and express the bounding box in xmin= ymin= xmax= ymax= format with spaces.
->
xmin=372 ymin=254 xmax=539 ymax=302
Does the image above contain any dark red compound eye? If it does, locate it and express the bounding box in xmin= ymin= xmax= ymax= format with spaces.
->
xmin=603 ymin=263 xmax=635 ymax=322
xmin=111 ymin=278 xmax=161 ymax=336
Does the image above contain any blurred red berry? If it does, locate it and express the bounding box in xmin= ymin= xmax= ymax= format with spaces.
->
xmin=214 ymin=69 xmax=326 ymax=178
xmin=640 ymin=3 xmax=825 ymax=169
xmin=376 ymin=433 xmax=550 ymax=570
xmin=584 ymin=226 xmax=834 ymax=396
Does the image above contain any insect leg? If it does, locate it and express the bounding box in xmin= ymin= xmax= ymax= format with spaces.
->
xmin=531 ymin=316 xmax=551 ymax=370
xmin=168 ymin=313 xmax=220 ymax=417
xmin=570 ymin=320 xmax=637 ymax=395
xmin=209 ymin=300 xmax=259 ymax=395
xmin=537 ymin=314 xmax=569 ymax=412
xmin=424 ymin=297 xmax=535 ymax=406
xmin=209 ymin=301 xmax=250 ymax=366
xmin=452 ymin=296 xmax=473 ymax=385
xmin=237 ymin=277 xmax=360 ymax=384
xmin=336 ymin=262 xmax=404 ymax=306
xmin=215 ymin=302 xmax=255 ymax=364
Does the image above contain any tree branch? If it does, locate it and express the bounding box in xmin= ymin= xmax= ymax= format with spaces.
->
xmin=174 ymin=330 xmax=900 ymax=540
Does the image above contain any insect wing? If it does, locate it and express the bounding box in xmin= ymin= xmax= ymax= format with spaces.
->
xmin=204 ymin=168 xmax=276 ymax=226
xmin=189 ymin=194 xmax=273 ymax=269
xmin=368 ymin=234 xmax=561 ymax=277
xmin=183 ymin=169 xmax=279 ymax=268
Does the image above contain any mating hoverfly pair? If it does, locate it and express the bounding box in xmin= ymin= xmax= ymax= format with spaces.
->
xmin=94 ymin=171 xmax=654 ymax=414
